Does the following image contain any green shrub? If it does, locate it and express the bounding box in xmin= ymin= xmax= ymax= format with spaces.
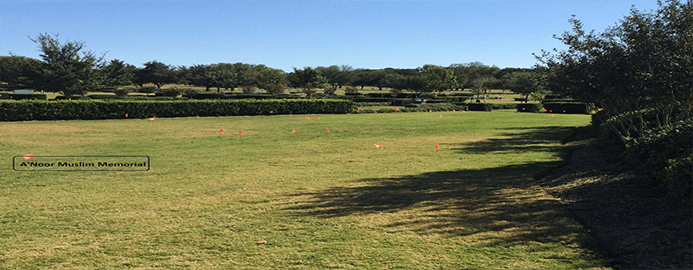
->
xmin=353 ymin=97 xmax=391 ymax=103
xmin=395 ymin=93 xmax=417 ymax=98
xmin=136 ymin=86 xmax=158 ymax=95
xmin=625 ymin=119 xmax=693 ymax=204
xmin=161 ymin=88 xmax=183 ymax=97
xmin=0 ymin=99 xmax=354 ymax=121
xmin=188 ymin=93 xmax=229 ymax=99
xmin=241 ymin=86 xmax=257 ymax=94
xmin=344 ymin=86 xmax=359 ymax=94
xmin=9 ymin=93 xmax=47 ymax=100
xmin=467 ymin=103 xmax=493 ymax=111
xmin=264 ymin=83 xmax=285 ymax=95
xmin=543 ymin=102 xmax=596 ymax=114
xmin=54 ymin=96 xmax=89 ymax=100
xmin=492 ymin=103 xmax=518 ymax=110
xmin=355 ymin=103 xmax=465 ymax=114
xmin=366 ymin=93 xmax=390 ymax=98
xmin=114 ymin=88 xmax=132 ymax=97
xmin=88 ymin=94 xmax=119 ymax=99
xmin=516 ymin=103 xmax=544 ymax=113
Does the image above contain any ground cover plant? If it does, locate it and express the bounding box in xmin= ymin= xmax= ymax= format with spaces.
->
xmin=0 ymin=111 xmax=608 ymax=269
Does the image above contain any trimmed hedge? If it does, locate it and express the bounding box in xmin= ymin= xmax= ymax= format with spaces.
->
xmin=357 ymin=103 xmax=466 ymax=114
xmin=517 ymin=103 xmax=544 ymax=113
xmin=543 ymin=102 xmax=596 ymax=114
xmin=9 ymin=93 xmax=47 ymax=100
xmin=352 ymin=97 xmax=392 ymax=103
xmin=467 ymin=103 xmax=493 ymax=111
xmin=0 ymin=99 xmax=354 ymax=121
xmin=492 ymin=103 xmax=518 ymax=110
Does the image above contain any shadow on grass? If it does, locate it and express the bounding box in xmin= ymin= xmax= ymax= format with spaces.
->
xmin=283 ymin=127 xmax=600 ymax=251
xmin=456 ymin=126 xmax=577 ymax=155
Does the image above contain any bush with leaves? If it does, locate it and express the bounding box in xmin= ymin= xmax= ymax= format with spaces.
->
xmin=536 ymin=0 xmax=692 ymax=142
xmin=114 ymin=87 xmax=132 ymax=97
xmin=625 ymin=119 xmax=693 ymax=203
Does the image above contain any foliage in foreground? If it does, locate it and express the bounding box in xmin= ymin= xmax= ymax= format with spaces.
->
xmin=625 ymin=119 xmax=693 ymax=204
xmin=537 ymin=0 xmax=692 ymax=142
xmin=537 ymin=0 xmax=692 ymax=203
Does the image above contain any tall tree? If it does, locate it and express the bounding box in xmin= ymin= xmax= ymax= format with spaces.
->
xmin=536 ymin=0 xmax=692 ymax=141
xmin=502 ymin=71 xmax=542 ymax=102
xmin=29 ymin=33 xmax=104 ymax=96
xmin=0 ymin=56 xmax=42 ymax=89
xmin=188 ymin=64 xmax=217 ymax=91
xmin=135 ymin=61 xmax=177 ymax=89
xmin=101 ymin=59 xmax=135 ymax=88
xmin=288 ymin=67 xmax=327 ymax=97
xmin=470 ymin=76 xmax=498 ymax=98
xmin=421 ymin=65 xmax=458 ymax=93
xmin=254 ymin=65 xmax=287 ymax=94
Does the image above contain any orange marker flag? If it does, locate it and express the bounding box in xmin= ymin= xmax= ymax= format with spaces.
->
xmin=461 ymin=110 xmax=466 ymax=113
xmin=238 ymin=130 xmax=244 ymax=135
xmin=452 ymin=109 xmax=456 ymax=112
xmin=551 ymin=114 xmax=555 ymax=117
xmin=23 ymin=153 xmax=34 ymax=160
xmin=218 ymin=129 xmax=224 ymax=133
xmin=291 ymin=129 xmax=296 ymax=134
xmin=439 ymin=115 xmax=443 ymax=118
xmin=316 ymin=118 xmax=320 ymax=121
xmin=452 ymin=117 xmax=457 ymax=120
xmin=306 ymin=117 xmax=311 ymax=120
xmin=149 ymin=116 xmax=156 ymax=121
xmin=434 ymin=144 xmax=440 ymax=150
xmin=325 ymin=128 xmax=330 ymax=133
xmin=374 ymin=143 xmax=382 ymax=149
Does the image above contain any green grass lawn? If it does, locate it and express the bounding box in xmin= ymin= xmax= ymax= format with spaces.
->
xmin=0 ymin=111 xmax=609 ymax=269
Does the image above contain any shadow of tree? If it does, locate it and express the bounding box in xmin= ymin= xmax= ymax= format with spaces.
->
xmin=283 ymin=126 xmax=599 ymax=250
xmin=454 ymin=126 xmax=577 ymax=155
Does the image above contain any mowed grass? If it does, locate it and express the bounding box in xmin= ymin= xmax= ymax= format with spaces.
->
xmin=0 ymin=111 xmax=608 ymax=269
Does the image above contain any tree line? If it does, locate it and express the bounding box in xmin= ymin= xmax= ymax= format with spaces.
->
xmin=0 ymin=33 xmax=542 ymax=98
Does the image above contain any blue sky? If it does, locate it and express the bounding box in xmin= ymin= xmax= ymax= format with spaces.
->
xmin=1 ymin=0 xmax=660 ymax=72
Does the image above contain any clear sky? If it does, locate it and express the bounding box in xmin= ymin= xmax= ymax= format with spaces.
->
xmin=1 ymin=0 xmax=661 ymax=72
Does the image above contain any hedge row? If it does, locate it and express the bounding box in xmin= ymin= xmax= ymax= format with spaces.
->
xmin=517 ymin=103 xmax=544 ymax=113
xmin=542 ymin=102 xmax=596 ymax=114
xmin=357 ymin=103 xmax=465 ymax=114
xmin=0 ymin=99 xmax=354 ymax=121
xmin=6 ymin=93 xmax=48 ymax=100
xmin=467 ymin=103 xmax=493 ymax=111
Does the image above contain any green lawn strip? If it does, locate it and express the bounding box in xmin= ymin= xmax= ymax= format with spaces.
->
xmin=0 ymin=112 xmax=608 ymax=269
